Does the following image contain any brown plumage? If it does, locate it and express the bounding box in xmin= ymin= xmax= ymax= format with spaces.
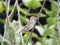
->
xmin=17 ymin=16 xmax=38 ymax=34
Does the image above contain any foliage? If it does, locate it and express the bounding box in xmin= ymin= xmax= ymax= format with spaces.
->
xmin=0 ymin=0 xmax=59 ymax=45
xmin=22 ymin=0 xmax=41 ymax=9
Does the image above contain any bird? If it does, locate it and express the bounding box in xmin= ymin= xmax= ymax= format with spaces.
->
xmin=17 ymin=16 xmax=38 ymax=35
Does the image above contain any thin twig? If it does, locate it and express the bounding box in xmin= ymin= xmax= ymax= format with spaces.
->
xmin=5 ymin=0 xmax=14 ymax=45
xmin=8 ymin=0 xmax=17 ymax=19
xmin=17 ymin=1 xmax=21 ymax=27
xmin=17 ymin=0 xmax=25 ymax=45
xmin=56 ymin=0 xmax=60 ymax=45
xmin=8 ymin=0 xmax=23 ymax=20
xmin=37 ymin=0 xmax=46 ymax=23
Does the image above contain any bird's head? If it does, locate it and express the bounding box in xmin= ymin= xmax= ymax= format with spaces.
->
xmin=30 ymin=16 xmax=38 ymax=22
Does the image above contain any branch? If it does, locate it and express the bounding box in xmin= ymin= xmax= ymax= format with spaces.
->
xmin=16 ymin=0 xmax=25 ymax=45
xmin=37 ymin=0 xmax=46 ymax=23
xmin=17 ymin=0 xmax=21 ymax=27
xmin=8 ymin=0 xmax=17 ymax=20
xmin=5 ymin=0 xmax=14 ymax=45
xmin=56 ymin=0 xmax=60 ymax=45
xmin=8 ymin=0 xmax=23 ymax=21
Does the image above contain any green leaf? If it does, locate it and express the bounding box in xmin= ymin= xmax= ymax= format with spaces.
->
xmin=23 ymin=35 xmax=28 ymax=43
xmin=51 ymin=1 xmax=57 ymax=12
xmin=0 ymin=2 xmax=4 ymax=13
xmin=42 ymin=43 xmax=48 ymax=45
xmin=37 ymin=37 xmax=43 ymax=42
xmin=19 ymin=35 xmax=28 ymax=44
xmin=20 ymin=15 xmax=27 ymax=24
xmin=3 ymin=41 xmax=9 ymax=45
xmin=21 ymin=8 xmax=29 ymax=15
xmin=22 ymin=0 xmax=41 ymax=9
xmin=11 ymin=28 xmax=15 ymax=41
xmin=19 ymin=8 xmax=29 ymax=15
xmin=43 ymin=8 xmax=56 ymax=17
xmin=53 ymin=38 xmax=59 ymax=45
xmin=46 ymin=17 xmax=56 ymax=26
xmin=29 ymin=13 xmax=46 ymax=17
xmin=24 ymin=32 xmax=38 ymax=38
xmin=31 ymin=33 xmax=38 ymax=38
xmin=10 ymin=5 xmax=13 ymax=11
xmin=43 ymin=28 xmax=52 ymax=36
xmin=0 ymin=18 xmax=5 ymax=24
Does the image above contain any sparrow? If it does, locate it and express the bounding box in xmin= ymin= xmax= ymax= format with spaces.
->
xmin=17 ymin=16 xmax=38 ymax=34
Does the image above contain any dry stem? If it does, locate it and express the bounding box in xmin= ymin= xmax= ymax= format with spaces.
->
xmin=5 ymin=0 xmax=14 ymax=45
xmin=56 ymin=0 xmax=60 ymax=45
